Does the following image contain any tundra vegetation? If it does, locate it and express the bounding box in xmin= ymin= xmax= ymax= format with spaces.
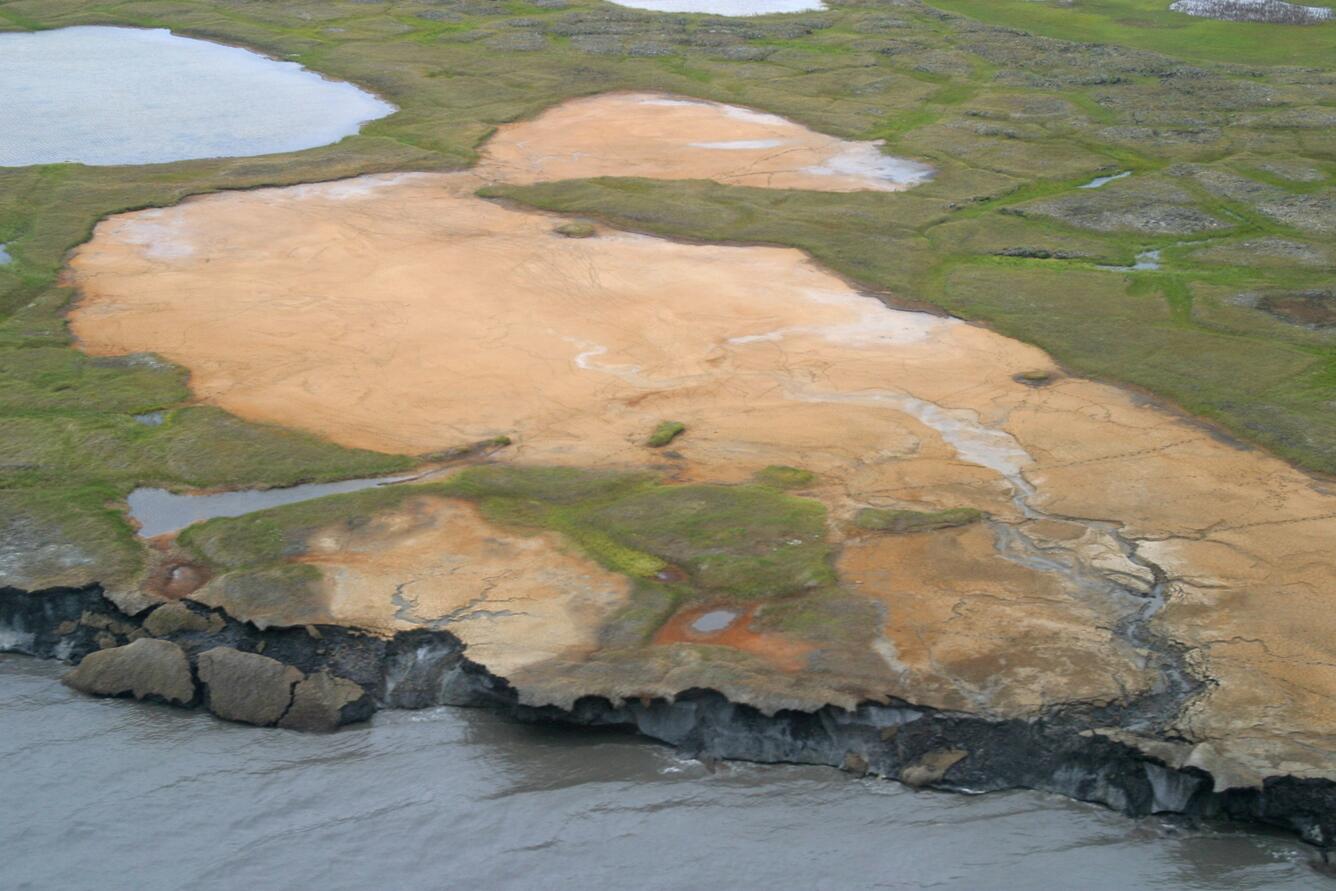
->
xmin=1 ymin=0 xmax=1334 ymax=608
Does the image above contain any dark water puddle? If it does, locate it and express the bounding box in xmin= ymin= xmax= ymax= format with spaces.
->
xmin=0 ymin=244 xmax=10 ymax=265
xmin=128 ymin=475 xmax=413 ymax=538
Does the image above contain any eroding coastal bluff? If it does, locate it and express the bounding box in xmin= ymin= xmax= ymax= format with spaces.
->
xmin=4 ymin=89 xmax=1335 ymax=847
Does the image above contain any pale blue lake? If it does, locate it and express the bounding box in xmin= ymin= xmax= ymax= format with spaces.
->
xmin=0 ymin=26 xmax=394 ymax=167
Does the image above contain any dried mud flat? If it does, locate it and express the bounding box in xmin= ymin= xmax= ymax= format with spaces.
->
xmin=63 ymin=94 xmax=1336 ymax=812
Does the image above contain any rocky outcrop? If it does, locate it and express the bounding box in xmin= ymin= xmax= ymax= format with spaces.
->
xmin=197 ymin=646 xmax=303 ymax=726
xmin=279 ymin=671 xmax=375 ymax=732
xmin=62 ymin=638 xmax=195 ymax=706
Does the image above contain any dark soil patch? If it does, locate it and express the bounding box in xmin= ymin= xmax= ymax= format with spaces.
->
xmin=1257 ymin=291 xmax=1336 ymax=328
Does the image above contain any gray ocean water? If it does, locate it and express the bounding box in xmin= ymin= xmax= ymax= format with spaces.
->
xmin=2 ymin=656 xmax=1327 ymax=890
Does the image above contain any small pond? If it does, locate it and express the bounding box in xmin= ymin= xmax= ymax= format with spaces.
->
xmin=1080 ymin=171 xmax=1132 ymax=190
xmin=691 ymin=610 xmax=740 ymax=633
xmin=128 ymin=475 xmax=412 ymax=538
xmin=1099 ymin=249 xmax=1163 ymax=272
xmin=606 ymin=0 xmax=827 ymax=14
xmin=0 ymin=26 xmax=394 ymax=167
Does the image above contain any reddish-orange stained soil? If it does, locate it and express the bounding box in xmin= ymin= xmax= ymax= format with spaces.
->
xmin=654 ymin=604 xmax=815 ymax=672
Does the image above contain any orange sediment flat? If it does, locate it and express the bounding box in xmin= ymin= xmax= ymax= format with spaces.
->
xmin=64 ymin=94 xmax=1336 ymax=784
xmin=478 ymin=92 xmax=933 ymax=192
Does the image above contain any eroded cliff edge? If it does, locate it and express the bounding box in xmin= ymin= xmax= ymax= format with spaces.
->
xmin=3 ymin=582 xmax=1332 ymax=847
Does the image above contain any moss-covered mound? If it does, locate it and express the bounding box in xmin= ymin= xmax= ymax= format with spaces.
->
xmin=854 ymin=507 xmax=984 ymax=534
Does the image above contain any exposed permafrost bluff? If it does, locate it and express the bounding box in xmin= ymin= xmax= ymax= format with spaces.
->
xmin=3 ymin=2 xmax=1336 ymax=883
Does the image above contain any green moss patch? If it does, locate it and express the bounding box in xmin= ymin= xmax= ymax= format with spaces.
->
xmin=646 ymin=420 xmax=686 ymax=448
xmin=754 ymin=465 xmax=816 ymax=489
xmin=588 ymin=484 xmax=834 ymax=599
xmin=554 ymin=220 xmax=596 ymax=238
xmin=443 ymin=465 xmax=833 ymax=601
xmin=1014 ymin=369 xmax=1054 ymax=386
xmin=855 ymin=507 xmax=984 ymax=533
xmin=441 ymin=464 xmax=651 ymax=505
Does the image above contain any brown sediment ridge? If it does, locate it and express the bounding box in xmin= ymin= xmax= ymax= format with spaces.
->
xmin=65 ymin=92 xmax=1335 ymax=789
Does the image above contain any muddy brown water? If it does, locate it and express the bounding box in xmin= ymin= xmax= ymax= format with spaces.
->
xmin=1 ymin=656 xmax=1328 ymax=891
